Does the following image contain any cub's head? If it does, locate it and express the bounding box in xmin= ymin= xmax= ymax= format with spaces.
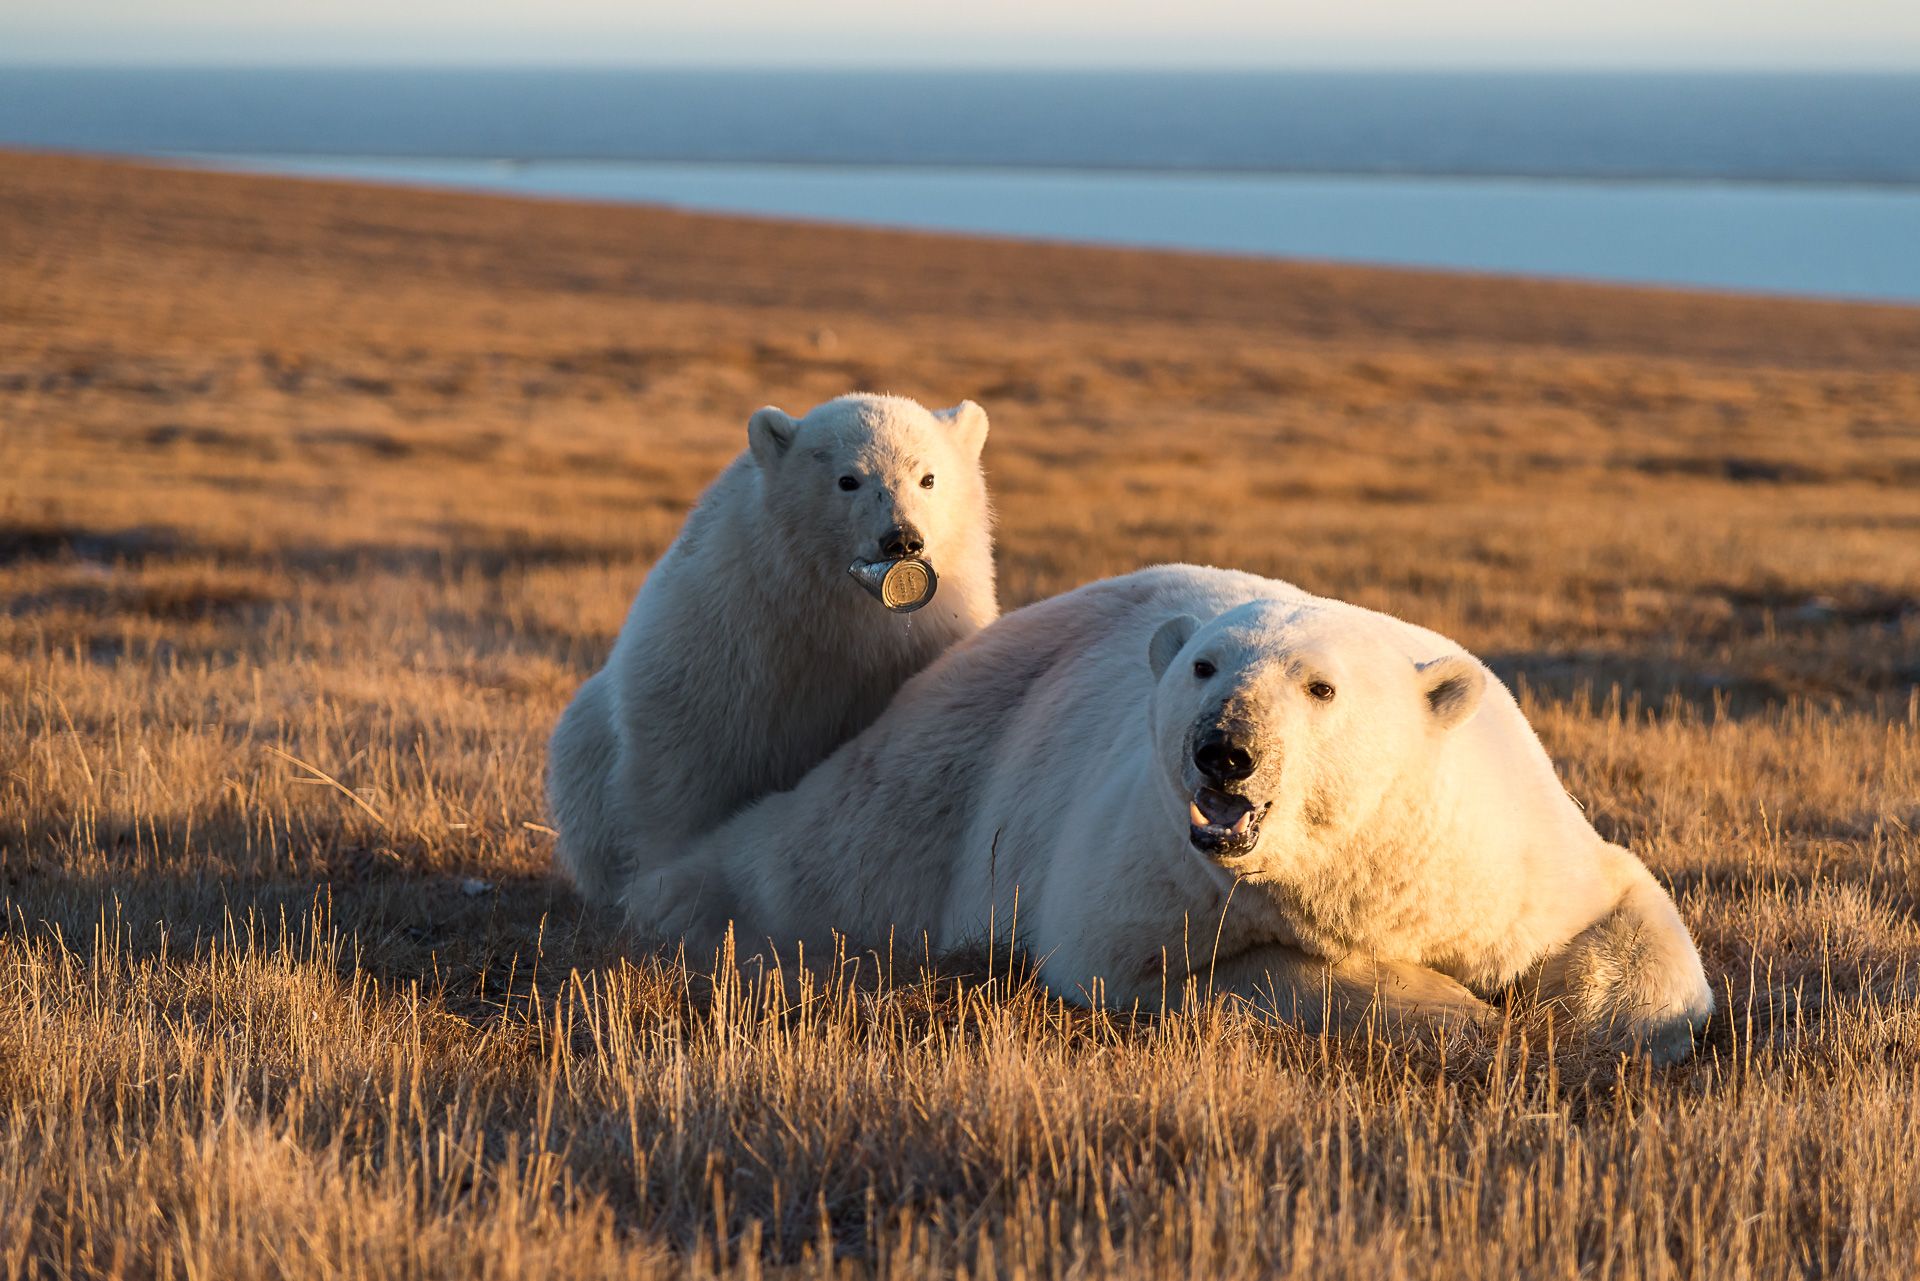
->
xmin=1145 ymin=599 xmax=1487 ymax=864
xmin=747 ymin=393 xmax=990 ymax=595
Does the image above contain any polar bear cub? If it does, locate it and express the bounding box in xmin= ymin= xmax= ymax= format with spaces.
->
xmin=546 ymin=393 xmax=997 ymax=905
xmin=638 ymin=565 xmax=1715 ymax=1061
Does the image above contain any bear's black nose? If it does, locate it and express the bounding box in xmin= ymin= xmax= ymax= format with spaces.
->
xmin=1193 ymin=728 xmax=1257 ymax=783
xmin=880 ymin=523 xmax=925 ymax=559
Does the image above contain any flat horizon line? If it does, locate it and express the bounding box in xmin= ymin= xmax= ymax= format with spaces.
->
xmin=5 ymin=61 xmax=1919 ymax=76
xmin=139 ymin=150 xmax=1920 ymax=193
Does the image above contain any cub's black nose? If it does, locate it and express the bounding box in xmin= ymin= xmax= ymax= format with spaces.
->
xmin=1193 ymin=729 xmax=1257 ymax=783
xmin=880 ymin=523 xmax=925 ymax=559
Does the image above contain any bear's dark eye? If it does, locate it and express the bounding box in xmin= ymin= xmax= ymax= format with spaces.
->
xmin=1307 ymin=680 xmax=1336 ymax=702
xmin=920 ymin=473 xmax=936 ymax=489
xmin=838 ymin=475 xmax=860 ymax=492
xmin=1192 ymin=660 xmax=1215 ymax=680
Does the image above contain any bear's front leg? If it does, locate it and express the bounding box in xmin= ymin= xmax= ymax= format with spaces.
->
xmin=1531 ymin=843 xmax=1714 ymax=1064
xmin=1198 ymin=943 xmax=1495 ymax=1035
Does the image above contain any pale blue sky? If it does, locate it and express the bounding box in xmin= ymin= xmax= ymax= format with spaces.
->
xmin=4 ymin=0 xmax=1919 ymax=68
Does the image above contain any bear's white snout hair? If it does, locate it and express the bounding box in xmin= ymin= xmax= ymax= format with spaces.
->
xmin=1149 ymin=598 xmax=1496 ymax=866
xmin=747 ymin=393 xmax=990 ymax=595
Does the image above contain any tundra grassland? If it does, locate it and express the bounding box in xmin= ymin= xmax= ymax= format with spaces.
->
xmin=2 ymin=152 xmax=1919 ymax=1279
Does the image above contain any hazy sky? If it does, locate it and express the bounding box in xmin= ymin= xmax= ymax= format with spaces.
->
xmin=4 ymin=0 xmax=1919 ymax=68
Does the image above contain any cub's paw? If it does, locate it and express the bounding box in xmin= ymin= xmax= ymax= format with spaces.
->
xmin=621 ymin=861 xmax=737 ymax=957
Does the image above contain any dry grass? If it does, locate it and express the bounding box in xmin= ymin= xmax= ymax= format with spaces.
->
xmin=3 ymin=150 xmax=1919 ymax=1278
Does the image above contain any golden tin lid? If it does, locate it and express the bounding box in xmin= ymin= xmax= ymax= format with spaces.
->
xmin=878 ymin=558 xmax=936 ymax=612
xmin=849 ymin=557 xmax=938 ymax=612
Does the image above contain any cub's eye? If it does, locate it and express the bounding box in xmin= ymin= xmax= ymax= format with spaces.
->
xmin=1192 ymin=660 xmax=1216 ymax=680
xmin=1307 ymin=680 xmax=1336 ymax=702
xmin=920 ymin=473 xmax=936 ymax=489
xmin=838 ymin=475 xmax=860 ymax=492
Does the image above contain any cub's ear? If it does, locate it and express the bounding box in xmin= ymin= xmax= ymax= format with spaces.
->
xmin=747 ymin=406 xmax=797 ymax=468
xmin=1416 ymin=654 xmax=1486 ymax=731
xmin=1148 ymin=614 xmax=1200 ymax=678
xmin=936 ymin=400 xmax=990 ymax=459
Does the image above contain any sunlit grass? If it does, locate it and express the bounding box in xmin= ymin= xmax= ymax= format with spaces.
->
xmin=2 ymin=151 xmax=1918 ymax=1277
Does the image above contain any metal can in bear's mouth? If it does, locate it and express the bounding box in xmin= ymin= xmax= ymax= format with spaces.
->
xmin=847 ymin=557 xmax=938 ymax=612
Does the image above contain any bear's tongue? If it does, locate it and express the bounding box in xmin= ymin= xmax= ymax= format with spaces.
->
xmin=1189 ymin=787 xmax=1255 ymax=836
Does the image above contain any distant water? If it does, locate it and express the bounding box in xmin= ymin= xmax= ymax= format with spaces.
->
xmin=184 ymin=156 xmax=1920 ymax=302
xmin=4 ymin=69 xmax=1919 ymax=300
xmin=5 ymin=69 xmax=1919 ymax=183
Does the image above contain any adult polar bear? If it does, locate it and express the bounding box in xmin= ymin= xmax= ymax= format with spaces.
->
xmin=548 ymin=393 xmax=997 ymax=904
xmin=637 ymin=564 xmax=1716 ymax=1060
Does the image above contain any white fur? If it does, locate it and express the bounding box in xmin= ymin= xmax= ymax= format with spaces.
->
xmin=547 ymin=393 xmax=997 ymax=904
xmin=640 ymin=564 xmax=1715 ymax=1060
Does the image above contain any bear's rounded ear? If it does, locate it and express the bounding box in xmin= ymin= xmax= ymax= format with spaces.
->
xmin=1148 ymin=614 xmax=1200 ymax=678
xmin=1416 ymin=654 xmax=1486 ymax=731
xmin=747 ymin=406 xmax=797 ymax=469
xmin=937 ymin=400 xmax=990 ymax=460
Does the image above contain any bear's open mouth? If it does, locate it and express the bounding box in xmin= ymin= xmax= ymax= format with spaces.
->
xmin=1188 ymin=786 xmax=1266 ymax=855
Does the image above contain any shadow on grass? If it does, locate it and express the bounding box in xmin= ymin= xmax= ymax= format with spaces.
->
xmin=1 ymin=840 xmax=627 ymax=1029
xmin=0 ymin=516 xmax=632 ymax=583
